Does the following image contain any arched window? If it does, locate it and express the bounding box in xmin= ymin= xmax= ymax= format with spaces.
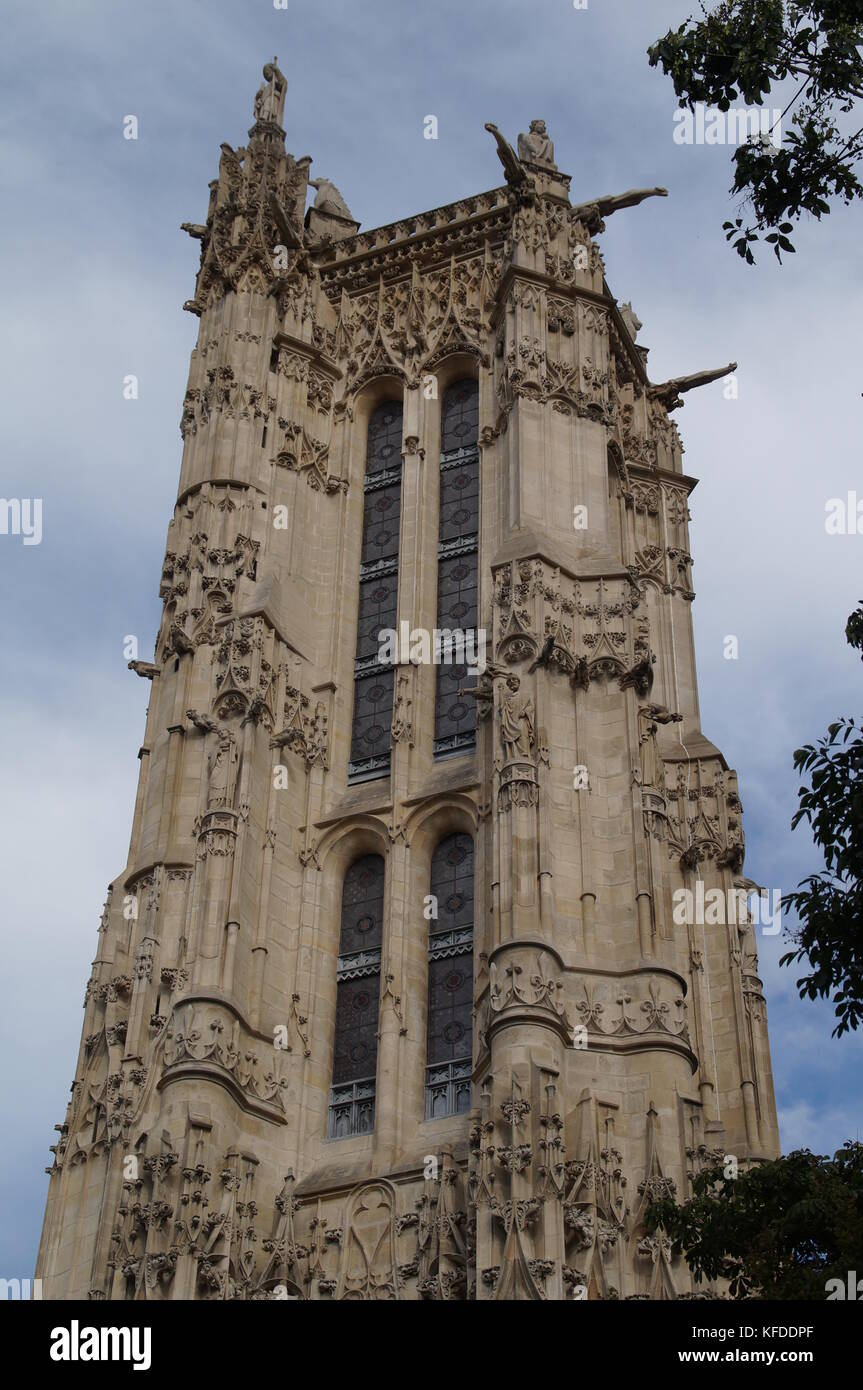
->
xmin=425 ymin=832 xmax=474 ymax=1118
xmin=434 ymin=380 xmax=479 ymax=756
xmin=350 ymin=401 xmax=403 ymax=779
xmin=328 ymin=854 xmax=385 ymax=1138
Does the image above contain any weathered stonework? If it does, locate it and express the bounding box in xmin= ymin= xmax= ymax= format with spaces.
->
xmin=36 ymin=62 xmax=778 ymax=1302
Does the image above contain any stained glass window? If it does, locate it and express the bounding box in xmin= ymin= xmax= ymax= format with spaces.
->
xmin=434 ymin=381 xmax=479 ymax=756
xmin=328 ymin=854 xmax=385 ymax=1139
xmin=350 ymin=402 xmax=403 ymax=779
xmin=425 ymin=832 xmax=474 ymax=1119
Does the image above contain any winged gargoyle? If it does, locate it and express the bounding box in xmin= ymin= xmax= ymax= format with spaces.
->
xmin=571 ymin=187 xmax=668 ymax=235
xmin=484 ymin=123 xmax=535 ymax=202
xmin=649 ymin=362 xmax=737 ymax=412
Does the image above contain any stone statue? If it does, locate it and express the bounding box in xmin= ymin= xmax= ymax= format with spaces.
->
xmin=637 ymin=704 xmax=682 ymax=788
xmin=500 ymin=675 xmax=535 ymax=760
xmin=189 ymin=532 xmax=208 ymax=572
xmin=187 ymin=709 xmax=239 ymax=810
xmin=619 ymin=301 xmax=642 ymax=341
xmin=254 ymin=59 xmax=287 ymax=126
xmin=208 ymin=730 xmax=238 ymax=808
xmin=517 ymin=119 xmax=557 ymax=169
xmin=308 ymin=177 xmax=354 ymax=222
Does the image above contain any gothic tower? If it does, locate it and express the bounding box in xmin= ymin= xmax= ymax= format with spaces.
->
xmin=36 ymin=64 xmax=779 ymax=1301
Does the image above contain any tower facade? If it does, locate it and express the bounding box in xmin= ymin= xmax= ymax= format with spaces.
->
xmin=37 ymin=65 xmax=779 ymax=1301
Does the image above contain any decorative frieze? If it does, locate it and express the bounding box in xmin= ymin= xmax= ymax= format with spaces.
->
xmin=162 ymin=1005 xmax=288 ymax=1120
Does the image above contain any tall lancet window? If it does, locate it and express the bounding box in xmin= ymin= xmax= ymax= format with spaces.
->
xmin=434 ymin=380 xmax=479 ymax=756
xmin=349 ymin=401 xmax=403 ymax=780
xmin=328 ymin=854 xmax=385 ymax=1139
xmin=425 ymin=832 xmax=474 ymax=1119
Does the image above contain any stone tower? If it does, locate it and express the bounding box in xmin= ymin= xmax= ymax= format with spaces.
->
xmin=36 ymin=64 xmax=779 ymax=1301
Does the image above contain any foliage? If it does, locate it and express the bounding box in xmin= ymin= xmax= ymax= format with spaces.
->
xmin=645 ymin=1143 xmax=863 ymax=1298
xmin=648 ymin=1 xmax=863 ymax=261
xmin=781 ymin=602 xmax=863 ymax=1036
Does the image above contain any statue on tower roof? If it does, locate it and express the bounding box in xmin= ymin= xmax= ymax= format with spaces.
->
xmin=309 ymin=177 xmax=354 ymax=222
xmin=517 ymin=119 xmax=557 ymax=170
xmin=253 ymin=58 xmax=287 ymax=128
xmin=619 ymin=301 xmax=643 ymax=341
xmin=484 ymin=123 xmax=536 ymax=204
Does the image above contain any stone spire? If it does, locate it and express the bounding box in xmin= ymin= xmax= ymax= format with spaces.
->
xmin=182 ymin=60 xmax=312 ymax=317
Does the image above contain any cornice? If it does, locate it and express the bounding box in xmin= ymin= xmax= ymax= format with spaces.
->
xmin=158 ymin=1059 xmax=289 ymax=1125
xmin=273 ymin=329 xmax=343 ymax=380
xmin=488 ymin=531 xmax=638 ymax=587
xmin=318 ymin=189 xmax=512 ymax=295
xmin=491 ymin=263 xmax=612 ymax=327
xmin=628 ymin=464 xmax=700 ymax=493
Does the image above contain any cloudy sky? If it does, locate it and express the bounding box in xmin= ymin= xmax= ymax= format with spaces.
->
xmin=2 ymin=0 xmax=861 ymax=1278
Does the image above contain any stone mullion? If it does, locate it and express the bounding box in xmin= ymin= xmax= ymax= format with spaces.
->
xmin=472 ymin=791 xmax=494 ymax=967
xmin=534 ymin=669 xmax=555 ymax=943
xmin=406 ymin=841 xmax=433 ymax=1133
xmin=328 ymin=405 xmax=370 ymax=789
xmin=124 ymin=898 xmax=159 ymax=1063
xmin=646 ymin=573 xmax=675 ymax=721
xmin=749 ymin=984 xmax=780 ymax=1157
xmin=374 ymin=839 xmax=410 ymax=1168
xmin=188 ymin=730 xmax=238 ymax=990
xmin=150 ymin=656 xmax=195 ymax=867
xmin=272 ymin=337 xmax=314 ymax=575
xmin=392 ymin=390 xmax=433 ymax=1139
xmin=536 ymin=1070 xmax=566 ymax=1300
xmin=420 ymin=374 xmax=445 ymax=777
xmin=493 ymin=690 xmax=513 ymax=947
xmin=225 ymin=295 xmax=258 ymax=484
xmin=265 ymin=446 xmax=300 ymax=577
xmin=226 ymin=295 xmax=253 ymax=484
xmin=220 ymin=717 xmax=256 ymax=994
xmin=724 ymin=909 xmax=762 ymax=1153
xmin=620 ymin=480 xmax=636 ymax=569
xmin=248 ymin=755 xmax=278 ymax=1031
xmin=291 ymin=859 xmax=329 ymax=1173
xmin=323 ymin=402 xmax=354 ymax=685
xmin=573 ymin=680 xmax=594 ymax=959
xmin=175 ymin=305 xmax=210 ymax=498
xmin=182 ymin=777 xmax=209 ymax=974
xmin=275 ymin=738 xmax=315 ymax=1083
xmin=182 ymin=298 xmax=228 ymax=493
xmin=87 ymin=1143 xmax=128 ymax=1300
xmin=627 ymin=692 xmax=655 ymax=960
xmin=392 ymin=385 xmax=423 ymax=793
xmin=689 ymin=855 xmax=729 ymax=1139
xmin=124 ymin=672 xmax=162 ymax=876
xmin=657 ymin=491 xmax=699 ymax=726
xmin=686 ymin=919 xmax=719 ymax=1120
